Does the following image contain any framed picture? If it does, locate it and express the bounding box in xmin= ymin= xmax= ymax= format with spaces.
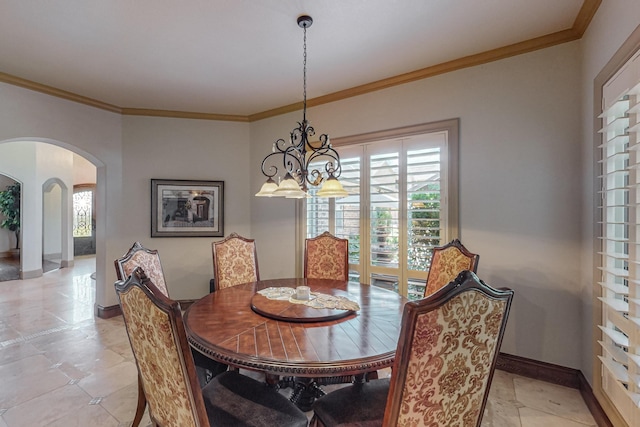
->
xmin=151 ymin=179 xmax=224 ymax=237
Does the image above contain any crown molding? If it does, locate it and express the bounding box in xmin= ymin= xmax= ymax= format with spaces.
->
xmin=0 ymin=72 xmax=121 ymax=114
xmin=1 ymin=0 xmax=600 ymax=123
xmin=121 ymin=108 xmax=249 ymax=122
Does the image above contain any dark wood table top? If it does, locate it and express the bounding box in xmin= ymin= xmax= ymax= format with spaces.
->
xmin=184 ymin=278 xmax=407 ymax=378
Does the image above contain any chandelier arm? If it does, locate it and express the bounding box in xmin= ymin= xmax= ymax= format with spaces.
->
xmin=259 ymin=152 xmax=281 ymax=178
xmin=306 ymin=148 xmax=342 ymax=171
xmin=273 ymin=137 xmax=293 ymax=153
xmin=283 ymin=146 xmax=305 ymax=176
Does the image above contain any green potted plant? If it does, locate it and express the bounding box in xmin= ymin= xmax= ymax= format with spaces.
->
xmin=0 ymin=182 xmax=20 ymax=252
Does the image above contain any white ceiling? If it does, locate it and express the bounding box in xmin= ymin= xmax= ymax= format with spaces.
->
xmin=0 ymin=0 xmax=587 ymax=117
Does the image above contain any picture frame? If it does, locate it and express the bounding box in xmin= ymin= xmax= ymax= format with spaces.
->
xmin=151 ymin=179 xmax=224 ymax=237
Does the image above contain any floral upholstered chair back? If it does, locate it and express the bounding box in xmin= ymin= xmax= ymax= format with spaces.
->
xmin=115 ymin=242 xmax=169 ymax=297
xmin=212 ymin=232 xmax=260 ymax=291
xmin=115 ymin=268 xmax=210 ymax=427
xmin=424 ymin=238 xmax=479 ymax=297
xmin=304 ymin=231 xmax=349 ymax=281
xmin=384 ymin=270 xmax=513 ymax=427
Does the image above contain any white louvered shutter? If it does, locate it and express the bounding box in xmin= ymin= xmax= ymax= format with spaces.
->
xmin=598 ymin=49 xmax=640 ymax=426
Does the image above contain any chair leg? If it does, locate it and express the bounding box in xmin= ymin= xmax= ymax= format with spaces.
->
xmin=132 ymin=375 xmax=147 ymax=427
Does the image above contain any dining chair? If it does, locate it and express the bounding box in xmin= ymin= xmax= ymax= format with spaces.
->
xmin=115 ymin=241 xmax=228 ymax=427
xmin=423 ymin=238 xmax=479 ymax=297
xmin=311 ymin=270 xmax=513 ymax=427
xmin=115 ymin=267 xmax=309 ymax=427
xmin=114 ymin=241 xmax=169 ymax=296
xmin=304 ymin=231 xmax=349 ymax=281
xmin=211 ymin=232 xmax=260 ymax=291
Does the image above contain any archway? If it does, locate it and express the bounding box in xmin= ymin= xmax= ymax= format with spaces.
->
xmin=0 ymin=139 xmax=101 ymax=281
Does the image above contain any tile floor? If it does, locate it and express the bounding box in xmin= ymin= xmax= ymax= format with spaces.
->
xmin=0 ymin=256 xmax=598 ymax=426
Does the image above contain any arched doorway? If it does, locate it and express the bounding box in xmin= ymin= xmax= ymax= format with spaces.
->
xmin=0 ymin=140 xmax=100 ymax=280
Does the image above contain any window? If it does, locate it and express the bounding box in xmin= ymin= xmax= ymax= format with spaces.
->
xmin=72 ymin=189 xmax=93 ymax=238
xmin=597 ymin=48 xmax=640 ymax=425
xmin=303 ymin=120 xmax=459 ymax=299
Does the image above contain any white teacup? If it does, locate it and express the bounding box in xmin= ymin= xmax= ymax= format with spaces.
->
xmin=296 ymin=285 xmax=311 ymax=301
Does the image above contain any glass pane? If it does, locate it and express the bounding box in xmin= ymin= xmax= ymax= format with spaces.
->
xmin=73 ymin=190 xmax=92 ymax=237
xmin=407 ymin=147 xmax=441 ymax=273
xmin=370 ymin=152 xmax=399 ymax=269
xmin=335 ymin=157 xmax=361 ymax=265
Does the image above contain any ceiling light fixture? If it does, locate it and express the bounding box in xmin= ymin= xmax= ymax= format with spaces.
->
xmin=256 ymin=15 xmax=348 ymax=199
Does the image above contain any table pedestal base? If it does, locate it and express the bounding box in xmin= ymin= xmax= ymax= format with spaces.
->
xmin=267 ymin=374 xmax=370 ymax=412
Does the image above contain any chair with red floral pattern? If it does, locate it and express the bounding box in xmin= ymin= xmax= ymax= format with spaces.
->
xmin=424 ymin=238 xmax=479 ymax=297
xmin=311 ymin=270 xmax=513 ymax=427
xmin=115 ymin=267 xmax=308 ymax=427
xmin=304 ymin=231 xmax=349 ymax=281
xmin=212 ymin=232 xmax=260 ymax=291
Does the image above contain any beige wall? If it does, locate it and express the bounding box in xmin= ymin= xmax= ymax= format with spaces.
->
xmin=120 ymin=116 xmax=251 ymax=300
xmin=251 ymin=42 xmax=583 ymax=369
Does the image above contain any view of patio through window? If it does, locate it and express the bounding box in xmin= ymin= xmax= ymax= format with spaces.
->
xmin=305 ymin=128 xmax=451 ymax=299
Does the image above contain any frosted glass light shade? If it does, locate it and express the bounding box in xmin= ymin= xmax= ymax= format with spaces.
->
xmin=316 ymin=176 xmax=348 ymax=198
xmin=255 ymin=177 xmax=278 ymax=197
xmin=273 ymin=173 xmax=307 ymax=198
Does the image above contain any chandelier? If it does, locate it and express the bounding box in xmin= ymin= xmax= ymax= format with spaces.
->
xmin=256 ymin=15 xmax=348 ymax=199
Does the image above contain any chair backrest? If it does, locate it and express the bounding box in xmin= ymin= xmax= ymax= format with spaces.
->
xmin=114 ymin=241 xmax=169 ymax=297
xmin=211 ymin=232 xmax=259 ymax=291
xmin=424 ymin=238 xmax=479 ymax=297
xmin=115 ymin=267 xmax=210 ymax=427
xmin=304 ymin=231 xmax=349 ymax=281
xmin=384 ymin=270 xmax=513 ymax=427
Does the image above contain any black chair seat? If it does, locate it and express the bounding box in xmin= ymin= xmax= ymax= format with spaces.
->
xmin=204 ymin=371 xmax=309 ymax=427
xmin=311 ymin=378 xmax=390 ymax=427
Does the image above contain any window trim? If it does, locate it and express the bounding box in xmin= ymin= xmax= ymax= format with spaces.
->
xmin=593 ymin=24 xmax=640 ymax=427
xmin=295 ymin=118 xmax=460 ymax=278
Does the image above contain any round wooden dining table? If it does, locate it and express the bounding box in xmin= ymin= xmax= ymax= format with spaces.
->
xmin=184 ymin=278 xmax=407 ymax=380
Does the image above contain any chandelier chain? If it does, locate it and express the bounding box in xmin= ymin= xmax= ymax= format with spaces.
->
xmin=303 ymin=24 xmax=307 ymax=122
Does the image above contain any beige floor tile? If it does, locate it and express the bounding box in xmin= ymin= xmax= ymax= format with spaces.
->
xmin=46 ymin=403 xmax=121 ymax=427
xmin=101 ymin=381 xmax=144 ymax=421
xmin=37 ymin=338 xmax=126 ymax=378
xmin=0 ymin=354 xmax=70 ymax=408
xmin=513 ymin=377 xmax=596 ymax=425
xmin=519 ymin=406 xmax=597 ymax=427
xmin=488 ymin=369 xmax=518 ymax=402
xmin=2 ymin=384 xmax=90 ymax=426
xmin=482 ymin=398 xmax=522 ymax=427
xmin=0 ymin=341 xmax=42 ymax=366
xmin=77 ymin=360 xmax=138 ymax=398
xmin=3 ymin=307 xmax=68 ymax=336
xmin=0 ymin=321 xmax=20 ymax=342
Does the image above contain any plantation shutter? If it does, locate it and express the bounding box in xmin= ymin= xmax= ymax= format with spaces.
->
xmin=598 ymin=49 xmax=640 ymax=426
